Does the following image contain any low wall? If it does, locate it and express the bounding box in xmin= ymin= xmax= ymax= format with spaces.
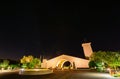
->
xmin=19 ymin=69 xmax=53 ymax=75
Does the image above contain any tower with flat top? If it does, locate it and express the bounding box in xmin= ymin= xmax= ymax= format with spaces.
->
xmin=82 ymin=42 xmax=93 ymax=58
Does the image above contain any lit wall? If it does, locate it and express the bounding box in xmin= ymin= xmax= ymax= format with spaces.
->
xmin=41 ymin=54 xmax=89 ymax=68
xmin=82 ymin=42 xmax=93 ymax=58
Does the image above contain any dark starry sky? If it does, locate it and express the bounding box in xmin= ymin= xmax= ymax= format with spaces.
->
xmin=0 ymin=1 xmax=120 ymax=60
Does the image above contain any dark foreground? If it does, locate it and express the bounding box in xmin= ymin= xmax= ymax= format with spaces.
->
xmin=0 ymin=69 xmax=118 ymax=79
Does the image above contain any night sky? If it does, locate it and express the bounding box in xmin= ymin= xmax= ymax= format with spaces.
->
xmin=0 ymin=1 xmax=120 ymax=60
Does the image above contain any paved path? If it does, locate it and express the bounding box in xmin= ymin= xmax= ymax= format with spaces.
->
xmin=0 ymin=69 xmax=118 ymax=79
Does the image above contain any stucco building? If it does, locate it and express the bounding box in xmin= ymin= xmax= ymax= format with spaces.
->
xmin=41 ymin=42 xmax=93 ymax=69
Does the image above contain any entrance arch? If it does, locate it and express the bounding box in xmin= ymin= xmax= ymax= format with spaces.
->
xmin=44 ymin=54 xmax=89 ymax=69
xmin=56 ymin=59 xmax=72 ymax=69
xmin=62 ymin=61 xmax=72 ymax=69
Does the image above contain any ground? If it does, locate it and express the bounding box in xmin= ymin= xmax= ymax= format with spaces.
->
xmin=0 ymin=69 xmax=118 ymax=79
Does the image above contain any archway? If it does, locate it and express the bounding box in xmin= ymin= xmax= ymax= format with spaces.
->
xmin=62 ymin=61 xmax=72 ymax=69
xmin=56 ymin=59 xmax=72 ymax=69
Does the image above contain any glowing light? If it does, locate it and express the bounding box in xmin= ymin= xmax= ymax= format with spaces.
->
xmin=80 ymin=72 xmax=116 ymax=79
xmin=19 ymin=69 xmax=53 ymax=75
xmin=107 ymin=68 xmax=111 ymax=71
xmin=20 ymin=68 xmax=24 ymax=71
xmin=0 ymin=70 xmax=18 ymax=74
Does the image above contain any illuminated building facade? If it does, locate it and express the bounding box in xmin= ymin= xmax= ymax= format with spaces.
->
xmin=41 ymin=42 xmax=93 ymax=69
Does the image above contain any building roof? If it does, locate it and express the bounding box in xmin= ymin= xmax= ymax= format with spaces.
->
xmin=48 ymin=54 xmax=87 ymax=61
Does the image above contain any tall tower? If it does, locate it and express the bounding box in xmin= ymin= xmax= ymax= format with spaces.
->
xmin=82 ymin=42 xmax=93 ymax=58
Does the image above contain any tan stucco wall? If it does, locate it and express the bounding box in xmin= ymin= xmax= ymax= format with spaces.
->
xmin=42 ymin=54 xmax=89 ymax=68
xmin=82 ymin=42 xmax=93 ymax=58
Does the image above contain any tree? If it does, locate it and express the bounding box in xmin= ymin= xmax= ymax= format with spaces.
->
xmin=20 ymin=55 xmax=33 ymax=64
xmin=90 ymin=51 xmax=106 ymax=62
xmin=90 ymin=51 xmax=120 ymax=71
xmin=89 ymin=61 xmax=96 ymax=69
xmin=28 ymin=58 xmax=41 ymax=69
xmin=0 ymin=60 xmax=9 ymax=70
xmin=104 ymin=51 xmax=120 ymax=70
xmin=20 ymin=55 xmax=41 ymax=69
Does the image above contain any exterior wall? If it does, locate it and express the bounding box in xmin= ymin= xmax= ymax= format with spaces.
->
xmin=41 ymin=42 xmax=93 ymax=69
xmin=73 ymin=57 xmax=89 ymax=68
xmin=41 ymin=59 xmax=47 ymax=68
xmin=41 ymin=55 xmax=89 ymax=69
xmin=82 ymin=42 xmax=93 ymax=58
